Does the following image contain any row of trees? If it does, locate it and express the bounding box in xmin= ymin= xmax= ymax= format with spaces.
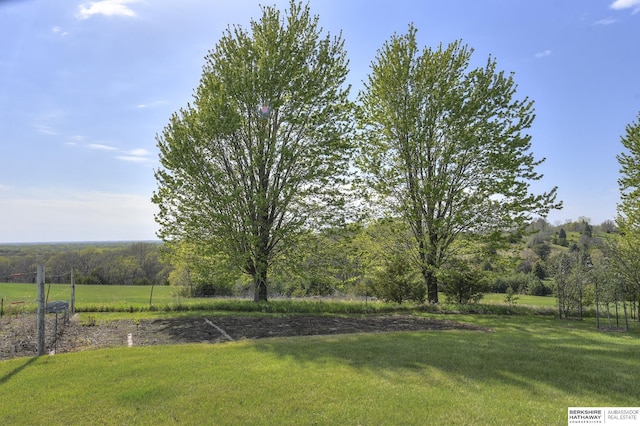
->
xmin=0 ymin=242 xmax=169 ymax=286
xmin=153 ymin=1 xmax=559 ymax=302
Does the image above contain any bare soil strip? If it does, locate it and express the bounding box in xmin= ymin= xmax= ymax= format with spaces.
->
xmin=1 ymin=314 xmax=491 ymax=360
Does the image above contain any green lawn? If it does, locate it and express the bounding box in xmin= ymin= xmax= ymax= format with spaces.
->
xmin=1 ymin=314 xmax=638 ymax=425
xmin=0 ymin=283 xmax=178 ymax=310
xmin=482 ymin=292 xmax=556 ymax=307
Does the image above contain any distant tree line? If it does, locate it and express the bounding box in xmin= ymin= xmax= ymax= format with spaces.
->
xmin=163 ymin=214 xmax=638 ymax=317
xmin=0 ymin=242 xmax=170 ymax=286
xmin=1 ymin=215 xmax=637 ymax=322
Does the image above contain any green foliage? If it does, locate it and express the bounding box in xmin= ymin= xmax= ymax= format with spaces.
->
xmin=532 ymin=243 xmax=551 ymax=260
xmin=283 ymin=274 xmax=336 ymax=298
xmin=526 ymin=277 xmax=553 ymax=296
xmin=558 ymin=228 xmax=568 ymax=246
xmin=549 ymin=250 xmax=595 ymax=318
xmin=439 ymin=261 xmax=486 ymax=304
xmin=0 ymin=242 xmax=168 ymax=286
xmin=532 ymin=259 xmax=547 ymax=280
xmin=614 ymin=111 xmax=640 ymax=302
xmin=489 ymin=272 xmax=550 ymax=296
xmin=490 ymin=274 xmax=523 ymax=293
xmin=268 ymin=226 xmax=368 ymax=297
xmin=503 ymin=285 xmax=519 ymax=305
xmin=371 ymin=255 xmax=426 ymax=304
xmin=164 ymin=241 xmax=241 ymax=297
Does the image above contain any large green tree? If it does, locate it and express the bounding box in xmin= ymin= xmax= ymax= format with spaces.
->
xmin=617 ymin=111 xmax=640 ymax=228
xmin=153 ymin=1 xmax=352 ymax=302
xmin=356 ymin=25 xmax=560 ymax=302
xmin=613 ymin=111 xmax=640 ymax=304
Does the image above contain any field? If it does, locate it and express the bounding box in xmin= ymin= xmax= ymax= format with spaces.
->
xmin=1 ymin=284 xmax=639 ymax=425
xmin=0 ymin=282 xmax=178 ymax=311
xmin=0 ymin=282 xmax=558 ymax=313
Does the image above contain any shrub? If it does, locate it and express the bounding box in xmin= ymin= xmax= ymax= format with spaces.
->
xmin=439 ymin=262 xmax=486 ymax=304
xmin=489 ymin=273 xmax=530 ymax=294
xmin=504 ymin=285 xmax=519 ymax=306
xmin=192 ymin=281 xmax=234 ymax=297
xmin=371 ymin=256 xmax=426 ymax=304
xmin=526 ymin=278 xmax=553 ymax=296
xmin=286 ymin=275 xmax=336 ymax=297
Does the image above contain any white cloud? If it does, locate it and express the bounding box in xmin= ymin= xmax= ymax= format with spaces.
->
xmin=65 ymin=136 xmax=85 ymax=147
xmin=84 ymin=143 xmax=154 ymax=164
xmin=127 ymin=148 xmax=151 ymax=156
xmin=34 ymin=124 xmax=57 ymax=135
xmin=136 ymin=100 xmax=169 ymax=109
xmin=593 ymin=17 xmax=618 ymax=25
xmin=610 ymin=0 xmax=640 ymax=14
xmin=116 ymin=155 xmax=154 ymax=164
xmin=535 ymin=50 xmax=552 ymax=59
xmin=76 ymin=0 xmax=140 ymax=20
xmin=52 ymin=26 xmax=69 ymax=36
xmin=88 ymin=143 xmax=118 ymax=151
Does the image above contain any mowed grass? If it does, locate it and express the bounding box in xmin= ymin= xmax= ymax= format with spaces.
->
xmin=1 ymin=314 xmax=639 ymax=425
xmin=0 ymin=282 xmax=177 ymax=308
xmin=482 ymin=292 xmax=557 ymax=307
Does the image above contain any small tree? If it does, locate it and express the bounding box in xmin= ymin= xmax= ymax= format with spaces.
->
xmin=558 ymin=228 xmax=568 ymax=247
xmin=504 ymin=285 xmax=519 ymax=306
xmin=550 ymin=252 xmax=574 ymax=318
xmin=532 ymin=260 xmax=547 ymax=280
xmin=439 ymin=260 xmax=486 ymax=304
xmin=532 ymin=243 xmax=551 ymax=261
xmin=371 ymin=255 xmax=425 ymax=304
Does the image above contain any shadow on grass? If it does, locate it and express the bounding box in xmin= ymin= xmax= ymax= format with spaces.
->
xmin=251 ymin=315 xmax=640 ymax=404
xmin=0 ymin=356 xmax=39 ymax=386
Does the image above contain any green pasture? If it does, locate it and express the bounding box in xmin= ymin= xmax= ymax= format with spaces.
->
xmin=0 ymin=283 xmax=178 ymax=310
xmin=1 ymin=314 xmax=639 ymax=425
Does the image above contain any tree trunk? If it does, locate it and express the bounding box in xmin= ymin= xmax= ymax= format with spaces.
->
xmin=421 ymin=266 xmax=438 ymax=304
xmin=254 ymin=275 xmax=268 ymax=302
xmin=253 ymin=256 xmax=268 ymax=302
xmin=427 ymin=274 xmax=438 ymax=304
xmin=418 ymin=239 xmax=439 ymax=304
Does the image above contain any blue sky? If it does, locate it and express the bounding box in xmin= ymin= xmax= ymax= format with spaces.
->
xmin=1 ymin=0 xmax=639 ymax=242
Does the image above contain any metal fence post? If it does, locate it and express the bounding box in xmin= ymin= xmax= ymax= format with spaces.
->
xmin=37 ymin=264 xmax=46 ymax=356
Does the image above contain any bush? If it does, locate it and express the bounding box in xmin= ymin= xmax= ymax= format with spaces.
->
xmin=489 ymin=273 xmax=530 ymax=294
xmin=371 ymin=256 xmax=426 ymax=304
xmin=504 ymin=285 xmax=519 ymax=305
xmin=532 ymin=260 xmax=547 ymax=280
xmin=439 ymin=262 xmax=486 ymax=304
xmin=526 ymin=278 xmax=553 ymax=296
xmin=286 ymin=275 xmax=336 ymax=297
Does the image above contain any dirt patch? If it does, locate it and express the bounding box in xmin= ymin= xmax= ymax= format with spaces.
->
xmin=1 ymin=313 xmax=490 ymax=360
